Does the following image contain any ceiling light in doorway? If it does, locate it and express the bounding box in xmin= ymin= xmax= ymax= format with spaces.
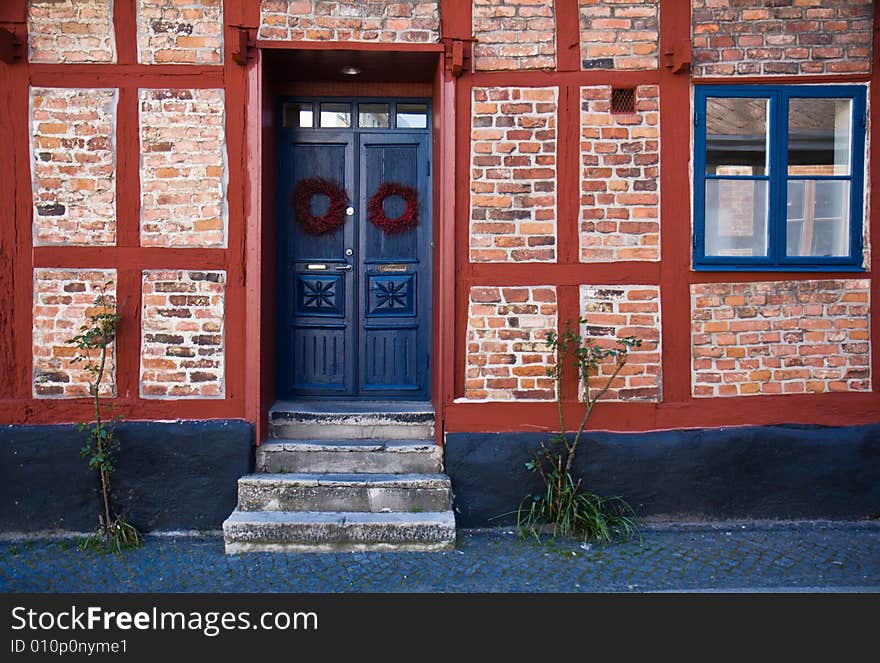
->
xmin=340 ymin=65 xmax=361 ymax=75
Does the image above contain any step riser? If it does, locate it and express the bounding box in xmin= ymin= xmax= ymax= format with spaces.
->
xmin=238 ymin=485 xmax=452 ymax=513
xmin=271 ymin=422 xmax=434 ymax=440
xmin=223 ymin=521 xmax=455 ymax=553
xmin=224 ymin=541 xmax=454 ymax=553
xmin=257 ymin=450 xmax=442 ymax=474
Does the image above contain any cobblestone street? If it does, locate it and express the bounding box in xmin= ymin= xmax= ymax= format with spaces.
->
xmin=2 ymin=522 xmax=878 ymax=593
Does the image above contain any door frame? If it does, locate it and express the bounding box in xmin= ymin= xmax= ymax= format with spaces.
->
xmin=245 ymin=45 xmax=454 ymax=443
xmin=276 ymin=98 xmax=433 ymax=400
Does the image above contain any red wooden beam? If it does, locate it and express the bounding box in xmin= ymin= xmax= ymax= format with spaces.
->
xmin=556 ymin=0 xmax=581 ymax=72
xmin=658 ymin=0 xmax=693 ymax=406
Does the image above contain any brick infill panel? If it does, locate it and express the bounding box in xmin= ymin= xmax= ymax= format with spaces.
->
xmin=691 ymin=280 xmax=871 ymax=397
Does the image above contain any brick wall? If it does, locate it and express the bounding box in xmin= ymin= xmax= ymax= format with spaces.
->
xmin=692 ymin=0 xmax=874 ymax=77
xmin=137 ymin=0 xmax=224 ymax=65
xmin=139 ymin=89 xmax=227 ymax=248
xmin=472 ymin=0 xmax=556 ymax=71
xmin=580 ymin=285 xmax=661 ymax=402
xmin=141 ymin=270 xmax=226 ymax=399
xmin=33 ymin=270 xmax=117 ymax=398
xmin=691 ymin=280 xmax=871 ymax=397
xmin=30 ymin=87 xmax=118 ymax=247
xmin=470 ymin=87 xmax=557 ymax=263
xmin=258 ymin=0 xmax=440 ymax=42
xmin=580 ymin=85 xmax=659 ymax=263
xmin=28 ymin=0 xmax=116 ymax=64
xmin=465 ymin=286 xmax=558 ymax=400
xmin=579 ymin=0 xmax=659 ymax=70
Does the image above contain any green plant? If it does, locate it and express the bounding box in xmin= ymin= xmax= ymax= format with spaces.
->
xmin=516 ymin=318 xmax=641 ymax=544
xmin=67 ymin=283 xmax=141 ymax=554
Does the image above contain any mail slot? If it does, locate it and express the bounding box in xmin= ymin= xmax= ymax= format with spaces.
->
xmin=305 ymin=264 xmax=328 ymax=271
xmin=378 ymin=263 xmax=409 ymax=273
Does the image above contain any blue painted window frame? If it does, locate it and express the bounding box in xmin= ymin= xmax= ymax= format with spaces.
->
xmin=693 ymin=85 xmax=866 ymax=271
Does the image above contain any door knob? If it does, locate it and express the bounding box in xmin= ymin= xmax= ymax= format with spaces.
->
xmin=335 ymin=264 xmax=352 ymax=271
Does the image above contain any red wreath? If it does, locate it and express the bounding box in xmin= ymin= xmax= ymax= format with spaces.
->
xmin=367 ymin=182 xmax=419 ymax=234
xmin=292 ymin=177 xmax=349 ymax=235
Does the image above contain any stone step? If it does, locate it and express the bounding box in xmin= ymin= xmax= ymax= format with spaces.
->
xmin=236 ymin=473 xmax=452 ymax=513
xmin=223 ymin=510 xmax=456 ymax=553
xmin=269 ymin=401 xmax=434 ymax=440
xmin=257 ymin=439 xmax=443 ymax=474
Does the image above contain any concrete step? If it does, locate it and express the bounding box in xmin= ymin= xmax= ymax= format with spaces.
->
xmin=257 ymin=439 xmax=443 ymax=474
xmin=236 ymin=473 xmax=452 ymax=513
xmin=269 ymin=401 xmax=434 ymax=440
xmin=223 ymin=510 xmax=456 ymax=553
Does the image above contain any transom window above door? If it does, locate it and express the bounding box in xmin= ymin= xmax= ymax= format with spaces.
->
xmin=282 ymin=100 xmax=429 ymax=130
xmin=693 ymin=85 xmax=866 ymax=271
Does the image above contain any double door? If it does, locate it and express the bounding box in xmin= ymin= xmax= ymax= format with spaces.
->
xmin=277 ymin=102 xmax=432 ymax=399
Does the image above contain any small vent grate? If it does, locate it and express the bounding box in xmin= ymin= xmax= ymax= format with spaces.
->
xmin=611 ymin=87 xmax=636 ymax=114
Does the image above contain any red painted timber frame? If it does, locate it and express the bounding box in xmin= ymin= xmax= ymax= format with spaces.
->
xmin=0 ymin=0 xmax=248 ymax=423
xmin=442 ymin=0 xmax=880 ymax=433
xmin=0 ymin=0 xmax=878 ymax=437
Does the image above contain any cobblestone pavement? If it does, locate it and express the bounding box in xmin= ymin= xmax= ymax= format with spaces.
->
xmin=1 ymin=522 xmax=878 ymax=593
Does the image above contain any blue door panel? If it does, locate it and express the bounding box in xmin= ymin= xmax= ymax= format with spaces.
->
xmin=358 ymin=133 xmax=431 ymax=397
xmin=291 ymin=326 xmax=347 ymax=390
xmin=288 ymin=142 xmax=351 ymax=262
xmin=362 ymin=327 xmax=419 ymax=391
xmin=278 ymin=133 xmax=356 ymax=397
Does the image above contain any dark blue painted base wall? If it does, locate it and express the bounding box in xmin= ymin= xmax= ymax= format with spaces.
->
xmin=4 ymin=421 xmax=878 ymax=532
xmin=445 ymin=424 xmax=880 ymax=527
xmin=1 ymin=420 xmax=253 ymax=533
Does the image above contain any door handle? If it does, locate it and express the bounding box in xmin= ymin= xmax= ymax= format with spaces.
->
xmin=335 ymin=264 xmax=352 ymax=271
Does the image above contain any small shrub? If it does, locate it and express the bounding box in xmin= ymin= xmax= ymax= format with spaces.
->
xmin=67 ymin=283 xmax=141 ymax=554
xmin=516 ymin=318 xmax=640 ymax=544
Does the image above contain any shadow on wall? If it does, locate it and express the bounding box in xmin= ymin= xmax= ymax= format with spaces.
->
xmin=0 ymin=420 xmax=254 ymax=533
xmin=445 ymin=424 xmax=880 ymax=527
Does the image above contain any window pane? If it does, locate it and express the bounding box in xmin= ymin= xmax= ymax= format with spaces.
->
xmin=283 ymin=102 xmax=313 ymax=128
xmin=706 ymin=97 xmax=769 ymax=175
xmin=705 ymin=179 xmax=769 ymax=257
xmin=358 ymin=103 xmax=390 ymax=128
xmin=396 ymin=103 xmax=428 ymax=129
xmin=788 ymin=98 xmax=851 ymax=176
xmin=320 ymin=103 xmax=351 ymax=128
xmin=786 ymin=179 xmax=850 ymax=257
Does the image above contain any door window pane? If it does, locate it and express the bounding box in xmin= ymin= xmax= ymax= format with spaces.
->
xmin=320 ymin=103 xmax=351 ymax=128
xmin=788 ymin=98 xmax=851 ymax=176
xmin=705 ymin=179 xmax=769 ymax=257
xmin=706 ymin=97 xmax=769 ymax=175
xmin=358 ymin=103 xmax=390 ymax=128
xmin=396 ymin=103 xmax=428 ymax=129
xmin=786 ymin=179 xmax=850 ymax=257
xmin=283 ymin=102 xmax=313 ymax=128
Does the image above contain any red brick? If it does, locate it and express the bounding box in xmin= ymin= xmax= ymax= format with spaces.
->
xmin=465 ymin=286 xmax=557 ymax=400
xmin=580 ymin=285 xmax=661 ymax=403
xmin=28 ymin=0 xmax=116 ymax=63
xmin=260 ymin=1 xmax=439 ymax=43
xmin=31 ymin=88 xmax=117 ymax=246
xmin=33 ymin=269 xmax=118 ymax=398
xmin=580 ymin=85 xmax=660 ymax=263
xmin=691 ymin=1 xmax=872 ymax=77
xmin=138 ymin=1 xmax=223 ymax=64
xmin=471 ymin=87 xmax=557 ymax=263
xmin=692 ymin=280 xmax=871 ymax=398
xmin=141 ymin=270 xmax=226 ymax=399
xmin=140 ymin=89 xmax=227 ymax=247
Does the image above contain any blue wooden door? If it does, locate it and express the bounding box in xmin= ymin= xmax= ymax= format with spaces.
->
xmin=278 ymin=100 xmax=431 ymax=400
xmin=358 ymin=132 xmax=431 ymax=397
